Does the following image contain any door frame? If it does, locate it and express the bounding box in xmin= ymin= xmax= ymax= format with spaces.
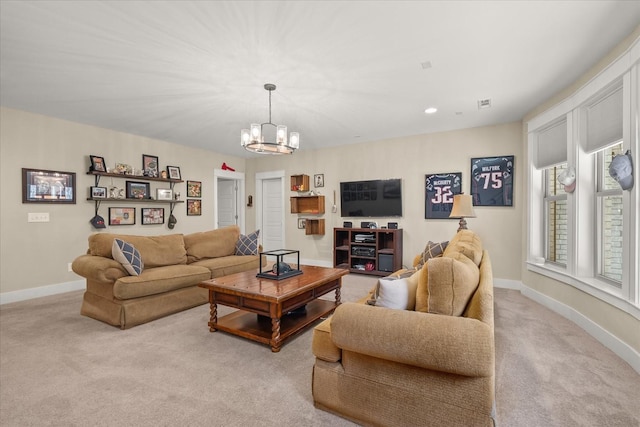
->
xmin=213 ymin=168 xmax=245 ymax=234
xmin=255 ymin=170 xmax=286 ymax=249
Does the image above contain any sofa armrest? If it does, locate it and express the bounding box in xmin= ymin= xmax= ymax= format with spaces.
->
xmin=330 ymin=302 xmax=494 ymax=377
xmin=72 ymin=255 xmax=127 ymax=284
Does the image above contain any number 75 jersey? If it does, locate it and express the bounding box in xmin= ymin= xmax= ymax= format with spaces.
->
xmin=471 ymin=156 xmax=514 ymax=206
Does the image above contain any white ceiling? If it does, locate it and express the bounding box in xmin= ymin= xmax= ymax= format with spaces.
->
xmin=1 ymin=1 xmax=639 ymax=158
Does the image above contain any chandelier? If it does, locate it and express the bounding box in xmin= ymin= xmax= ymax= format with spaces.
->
xmin=241 ymin=83 xmax=300 ymax=154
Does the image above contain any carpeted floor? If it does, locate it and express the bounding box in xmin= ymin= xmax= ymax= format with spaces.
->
xmin=1 ymin=274 xmax=639 ymax=426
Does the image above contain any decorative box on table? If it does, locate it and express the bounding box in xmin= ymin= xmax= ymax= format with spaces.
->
xmin=256 ymin=249 xmax=302 ymax=280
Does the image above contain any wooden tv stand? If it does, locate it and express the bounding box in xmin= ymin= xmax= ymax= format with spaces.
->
xmin=333 ymin=227 xmax=403 ymax=276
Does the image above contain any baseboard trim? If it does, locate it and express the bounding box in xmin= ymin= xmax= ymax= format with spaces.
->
xmin=493 ymin=278 xmax=522 ymax=290
xmin=0 ymin=280 xmax=85 ymax=305
xmin=521 ymin=285 xmax=640 ymax=375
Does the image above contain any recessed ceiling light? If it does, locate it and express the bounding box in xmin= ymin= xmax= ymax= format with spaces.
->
xmin=424 ymin=107 xmax=438 ymax=114
xmin=421 ymin=61 xmax=432 ymax=69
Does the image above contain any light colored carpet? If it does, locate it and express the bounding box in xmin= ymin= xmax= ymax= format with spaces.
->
xmin=1 ymin=274 xmax=639 ymax=426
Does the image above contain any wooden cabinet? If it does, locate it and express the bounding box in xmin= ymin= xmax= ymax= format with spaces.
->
xmin=305 ymin=219 xmax=325 ymax=236
xmin=333 ymin=227 xmax=403 ymax=276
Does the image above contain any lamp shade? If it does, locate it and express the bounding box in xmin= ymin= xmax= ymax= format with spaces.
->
xmin=449 ymin=194 xmax=476 ymax=218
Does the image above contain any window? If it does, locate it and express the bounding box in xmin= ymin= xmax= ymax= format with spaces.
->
xmin=544 ymin=164 xmax=568 ymax=265
xmin=596 ymin=142 xmax=624 ymax=284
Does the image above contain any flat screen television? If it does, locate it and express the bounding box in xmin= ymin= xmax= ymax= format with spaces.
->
xmin=340 ymin=179 xmax=402 ymax=218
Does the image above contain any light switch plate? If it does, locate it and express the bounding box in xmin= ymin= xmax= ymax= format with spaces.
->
xmin=28 ymin=213 xmax=50 ymax=222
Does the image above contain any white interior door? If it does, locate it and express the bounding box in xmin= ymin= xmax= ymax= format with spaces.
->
xmin=214 ymin=169 xmax=245 ymax=233
xmin=217 ymin=178 xmax=237 ymax=228
xmin=256 ymin=171 xmax=285 ymax=252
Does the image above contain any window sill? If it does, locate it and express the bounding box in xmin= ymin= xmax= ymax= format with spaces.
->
xmin=526 ymin=261 xmax=640 ymax=320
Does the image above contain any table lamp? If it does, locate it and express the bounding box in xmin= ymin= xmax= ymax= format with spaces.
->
xmin=449 ymin=194 xmax=476 ymax=232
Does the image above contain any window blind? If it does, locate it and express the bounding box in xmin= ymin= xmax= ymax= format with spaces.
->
xmin=534 ymin=119 xmax=567 ymax=169
xmin=585 ymin=86 xmax=623 ymax=153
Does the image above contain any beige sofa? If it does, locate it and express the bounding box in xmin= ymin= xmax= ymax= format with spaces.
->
xmin=312 ymin=230 xmax=496 ymax=426
xmin=72 ymin=225 xmax=261 ymax=329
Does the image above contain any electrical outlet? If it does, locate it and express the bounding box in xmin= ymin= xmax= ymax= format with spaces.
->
xmin=28 ymin=212 xmax=50 ymax=222
xmin=68 ymin=263 xmax=73 ymax=272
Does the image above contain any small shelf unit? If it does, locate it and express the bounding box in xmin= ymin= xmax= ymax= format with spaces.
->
xmin=333 ymin=227 xmax=403 ymax=276
xmin=291 ymin=174 xmax=310 ymax=191
xmin=290 ymin=195 xmax=325 ymax=214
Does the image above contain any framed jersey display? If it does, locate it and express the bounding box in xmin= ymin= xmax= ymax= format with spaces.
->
xmin=425 ymin=172 xmax=462 ymax=219
xmin=470 ymin=155 xmax=514 ymax=206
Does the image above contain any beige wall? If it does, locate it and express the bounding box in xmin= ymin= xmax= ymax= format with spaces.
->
xmin=0 ymin=107 xmax=246 ymax=293
xmin=247 ymin=121 xmax=524 ymax=281
xmin=1 ymin=106 xmax=523 ymax=296
xmin=521 ymin=26 xmax=640 ymax=354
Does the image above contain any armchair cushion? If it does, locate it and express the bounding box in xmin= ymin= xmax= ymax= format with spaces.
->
xmin=329 ymin=302 xmax=493 ymax=377
xmin=415 ymin=254 xmax=479 ymax=316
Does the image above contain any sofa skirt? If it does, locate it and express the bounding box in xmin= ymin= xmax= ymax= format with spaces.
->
xmin=81 ymin=285 xmax=208 ymax=329
xmin=312 ymin=357 xmax=496 ymax=427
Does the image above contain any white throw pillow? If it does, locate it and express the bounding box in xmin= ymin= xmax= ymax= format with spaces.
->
xmin=375 ymin=271 xmax=419 ymax=310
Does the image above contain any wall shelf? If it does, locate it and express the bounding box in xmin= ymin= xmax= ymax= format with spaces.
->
xmin=291 ymin=174 xmax=309 ymax=191
xmin=290 ymin=195 xmax=325 ymax=214
xmin=305 ymin=219 xmax=325 ymax=235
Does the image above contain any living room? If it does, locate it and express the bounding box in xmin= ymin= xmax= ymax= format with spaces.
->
xmin=1 ymin=2 xmax=639 ymax=425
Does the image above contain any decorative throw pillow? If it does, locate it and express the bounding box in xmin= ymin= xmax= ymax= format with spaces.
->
xmin=112 ymin=238 xmax=144 ymax=276
xmin=415 ymin=240 xmax=448 ymax=269
xmin=235 ymin=230 xmax=260 ymax=255
xmin=372 ymin=270 xmax=420 ymax=310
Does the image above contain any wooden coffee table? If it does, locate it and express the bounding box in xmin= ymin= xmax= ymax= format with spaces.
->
xmin=198 ymin=265 xmax=348 ymax=352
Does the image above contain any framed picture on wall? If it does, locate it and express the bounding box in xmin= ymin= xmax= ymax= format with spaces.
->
xmin=187 ymin=199 xmax=201 ymax=216
xmin=141 ymin=208 xmax=164 ymax=225
xmin=167 ymin=166 xmax=181 ymax=180
xmin=424 ymin=172 xmax=462 ymax=219
xmin=470 ymin=155 xmax=514 ymax=206
xmin=109 ymin=207 xmax=135 ymax=225
xmin=22 ymin=168 xmax=76 ymax=204
xmin=187 ymin=180 xmax=202 ymax=197
xmin=142 ymin=154 xmax=159 ymax=177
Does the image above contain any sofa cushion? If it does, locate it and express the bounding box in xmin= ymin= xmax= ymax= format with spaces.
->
xmin=414 ymin=240 xmax=448 ymax=268
xmin=88 ymin=233 xmax=187 ymax=268
xmin=112 ymin=239 xmax=144 ymax=276
xmin=443 ymin=229 xmax=482 ymax=266
xmin=235 ymin=229 xmax=260 ymax=255
xmin=113 ymin=264 xmax=211 ymax=300
xmin=184 ymin=225 xmax=240 ymax=263
xmin=372 ymin=270 xmax=420 ymax=310
xmin=190 ymin=254 xmax=261 ymax=278
xmin=415 ymin=255 xmax=480 ymax=316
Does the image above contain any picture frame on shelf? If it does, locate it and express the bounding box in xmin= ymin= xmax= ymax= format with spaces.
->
xmin=187 ymin=180 xmax=201 ymax=198
xmin=89 ymin=155 xmax=106 ymax=172
xmin=156 ymin=188 xmax=173 ymax=201
xmin=314 ymin=174 xmax=324 ymax=188
xmin=141 ymin=207 xmax=164 ymax=225
xmin=90 ymin=186 xmax=107 ymax=199
xmin=125 ymin=181 xmax=151 ymax=199
xmin=142 ymin=154 xmax=159 ymax=177
xmin=22 ymin=168 xmax=76 ymax=204
xmin=109 ymin=207 xmax=136 ymax=225
xmin=114 ymin=163 xmax=131 ymax=175
xmin=187 ymin=199 xmax=201 ymax=216
xmin=167 ymin=165 xmax=181 ymax=180
xmin=298 ymin=218 xmax=306 ymax=229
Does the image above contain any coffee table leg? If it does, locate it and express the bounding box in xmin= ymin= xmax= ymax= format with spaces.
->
xmin=335 ymin=286 xmax=341 ymax=305
xmin=270 ymin=317 xmax=281 ymax=352
xmin=208 ymin=302 xmax=218 ymax=332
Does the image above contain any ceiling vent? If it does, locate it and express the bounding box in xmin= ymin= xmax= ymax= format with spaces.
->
xmin=477 ymin=98 xmax=492 ymax=109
